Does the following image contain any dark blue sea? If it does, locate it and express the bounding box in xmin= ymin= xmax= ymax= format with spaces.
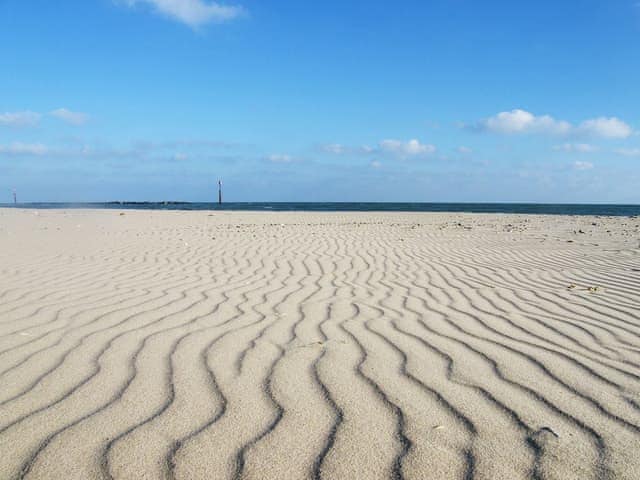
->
xmin=1 ymin=202 xmax=639 ymax=216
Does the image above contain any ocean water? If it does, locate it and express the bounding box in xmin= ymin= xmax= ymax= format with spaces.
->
xmin=1 ymin=202 xmax=639 ymax=216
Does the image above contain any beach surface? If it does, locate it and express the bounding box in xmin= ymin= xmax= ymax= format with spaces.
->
xmin=0 ymin=208 xmax=639 ymax=480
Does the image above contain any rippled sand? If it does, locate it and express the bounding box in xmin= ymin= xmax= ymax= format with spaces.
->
xmin=0 ymin=208 xmax=639 ymax=480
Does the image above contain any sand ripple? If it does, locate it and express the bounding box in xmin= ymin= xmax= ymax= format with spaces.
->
xmin=0 ymin=209 xmax=639 ymax=479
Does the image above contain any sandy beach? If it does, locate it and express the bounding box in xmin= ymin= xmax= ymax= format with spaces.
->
xmin=0 ymin=208 xmax=639 ymax=480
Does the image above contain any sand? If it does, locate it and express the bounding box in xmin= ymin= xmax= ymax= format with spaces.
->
xmin=0 ymin=208 xmax=639 ymax=480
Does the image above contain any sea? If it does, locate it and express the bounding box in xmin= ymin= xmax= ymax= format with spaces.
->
xmin=1 ymin=202 xmax=639 ymax=216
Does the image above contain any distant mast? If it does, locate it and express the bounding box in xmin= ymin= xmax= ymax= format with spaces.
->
xmin=12 ymin=189 xmax=16 ymax=204
xmin=218 ymin=180 xmax=222 ymax=205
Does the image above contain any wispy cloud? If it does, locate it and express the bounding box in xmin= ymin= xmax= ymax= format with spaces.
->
xmin=266 ymin=154 xmax=295 ymax=163
xmin=321 ymin=143 xmax=348 ymax=154
xmin=0 ymin=138 xmax=242 ymax=162
xmin=379 ymin=139 xmax=436 ymax=157
xmin=0 ymin=142 xmax=49 ymax=156
xmin=613 ymin=148 xmax=640 ymax=157
xmin=319 ymin=143 xmax=372 ymax=155
xmin=553 ymin=143 xmax=598 ymax=153
xmin=573 ymin=160 xmax=594 ymax=170
xmin=468 ymin=109 xmax=633 ymax=139
xmin=133 ymin=139 xmax=239 ymax=150
xmin=1 ymin=109 xmax=91 ymax=127
xmin=118 ymin=0 xmax=245 ymax=28
xmin=457 ymin=146 xmax=473 ymax=154
xmin=0 ymin=111 xmax=42 ymax=128
xmin=321 ymin=139 xmax=436 ymax=158
xmin=50 ymin=108 xmax=89 ymax=126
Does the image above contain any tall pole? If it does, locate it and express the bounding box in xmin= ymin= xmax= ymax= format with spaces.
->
xmin=12 ymin=189 xmax=16 ymax=204
xmin=218 ymin=180 xmax=222 ymax=204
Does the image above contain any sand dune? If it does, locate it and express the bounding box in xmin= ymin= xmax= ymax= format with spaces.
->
xmin=0 ymin=208 xmax=639 ymax=479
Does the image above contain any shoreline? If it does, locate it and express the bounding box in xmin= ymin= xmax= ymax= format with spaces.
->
xmin=1 ymin=202 xmax=639 ymax=217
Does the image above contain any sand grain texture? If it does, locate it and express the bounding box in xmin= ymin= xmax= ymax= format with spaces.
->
xmin=0 ymin=209 xmax=639 ymax=479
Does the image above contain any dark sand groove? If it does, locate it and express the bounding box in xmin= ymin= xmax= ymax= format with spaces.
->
xmin=341 ymin=305 xmax=412 ymax=480
xmin=0 ymin=280 xmax=203 ymax=410
xmin=404 ymin=271 xmax=640 ymax=428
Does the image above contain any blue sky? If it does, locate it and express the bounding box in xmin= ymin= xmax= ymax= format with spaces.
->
xmin=1 ymin=0 xmax=639 ymax=203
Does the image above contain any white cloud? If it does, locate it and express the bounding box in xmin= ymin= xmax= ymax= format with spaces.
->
xmin=471 ymin=109 xmax=633 ymax=139
xmin=614 ymin=148 xmax=640 ymax=157
xmin=267 ymin=154 xmax=294 ymax=163
xmin=0 ymin=111 xmax=42 ymax=128
xmin=173 ymin=152 xmax=188 ymax=160
xmin=379 ymin=139 xmax=436 ymax=157
xmin=573 ymin=161 xmax=594 ymax=170
xmin=474 ymin=109 xmax=571 ymax=135
xmin=553 ymin=143 xmax=598 ymax=153
xmin=457 ymin=146 xmax=472 ymax=154
xmin=0 ymin=142 xmax=48 ymax=156
xmin=370 ymin=160 xmax=382 ymax=168
xmin=50 ymin=108 xmax=89 ymax=126
xmin=577 ymin=117 xmax=633 ymax=139
xmin=120 ymin=0 xmax=244 ymax=27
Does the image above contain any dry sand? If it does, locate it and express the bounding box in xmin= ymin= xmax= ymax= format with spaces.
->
xmin=0 ymin=208 xmax=639 ymax=480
